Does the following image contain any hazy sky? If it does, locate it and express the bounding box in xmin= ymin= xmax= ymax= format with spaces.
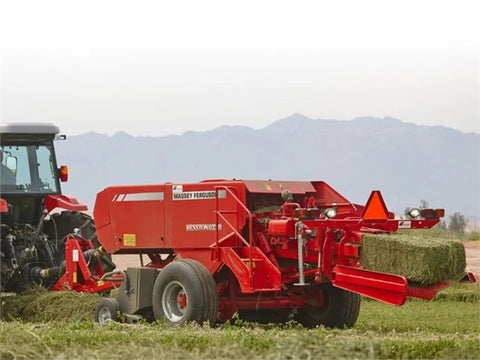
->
xmin=0 ymin=0 xmax=478 ymax=136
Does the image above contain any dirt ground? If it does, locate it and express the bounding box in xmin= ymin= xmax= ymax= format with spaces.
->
xmin=112 ymin=254 xmax=149 ymax=270
xmin=464 ymin=241 xmax=480 ymax=278
xmin=113 ymin=241 xmax=480 ymax=278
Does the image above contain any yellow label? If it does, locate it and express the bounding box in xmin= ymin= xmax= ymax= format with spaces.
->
xmin=97 ymin=280 xmax=104 ymax=287
xmin=265 ymin=185 xmax=272 ymax=191
xmin=73 ymin=272 xmax=77 ymax=283
xmin=123 ymin=233 xmax=136 ymax=247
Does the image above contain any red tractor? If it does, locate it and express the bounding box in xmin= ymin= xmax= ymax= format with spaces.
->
xmin=0 ymin=123 xmax=114 ymax=296
xmin=91 ymin=180 xmax=474 ymax=327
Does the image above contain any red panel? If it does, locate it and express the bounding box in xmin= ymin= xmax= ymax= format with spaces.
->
xmin=94 ymin=185 xmax=166 ymax=253
xmin=96 ymin=226 xmax=115 ymax=253
xmin=219 ymin=247 xmax=253 ymax=293
xmin=268 ymin=219 xmax=295 ymax=237
xmin=406 ymin=282 xmax=450 ymax=300
xmin=45 ymin=194 xmax=88 ymax=212
xmin=332 ymin=265 xmax=408 ymax=306
xmin=93 ymin=190 xmax=110 ymax=229
xmin=343 ymin=243 xmax=360 ymax=258
xmin=165 ymin=181 xmax=246 ymax=250
xmin=218 ymin=247 xmax=281 ymax=293
xmin=311 ymin=181 xmax=350 ymax=206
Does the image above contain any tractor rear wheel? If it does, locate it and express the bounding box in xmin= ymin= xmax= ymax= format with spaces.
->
xmin=94 ymin=297 xmax=121 ymax=324
xmin=152 ymin=259 xmax=218 ymax=326
xmin=42 ymin=211 xmax=115 ymax=273
xmin=295 ymin=283 xmax=361 ymax=329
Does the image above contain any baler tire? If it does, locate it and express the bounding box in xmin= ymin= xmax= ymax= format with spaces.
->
xmin=152 ymin=259 xmax=218 ymax=326
xmin=296 ymin=283 xmax=361 ymax=329
xmin=42 ymin=211 xmax=115 ymax=273
xmin=94 ymin=297 xmax=120 ymax=324
xmin=187 ymin=258 xmax=219 ymax=325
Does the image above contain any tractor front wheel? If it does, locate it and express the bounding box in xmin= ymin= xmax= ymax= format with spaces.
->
xmin=295 ymin=283 xmax=361 ymax=329
xmin=152 ymin=259 xmax=218 ymax=326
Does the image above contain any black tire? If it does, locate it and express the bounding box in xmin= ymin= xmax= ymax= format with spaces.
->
xmin=94 ymin=297 xmax=120 ymax=324
xmin=152 ymin=259 xmax=218 ymax=326
xmin=42 ymin=211 xmax=115 ymax=272
xmin=295 ymin=283 xmax=361 ymax=329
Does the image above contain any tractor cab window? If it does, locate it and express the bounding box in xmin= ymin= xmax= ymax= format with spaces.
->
xmin=0 ymin=144 xmax=59 ymax=194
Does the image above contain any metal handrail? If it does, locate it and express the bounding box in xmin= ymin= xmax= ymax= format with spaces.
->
xmin=216 ymin=212 xmax=250 ymax=247
xmin=215 ymin=186 xmax=254 ymax=270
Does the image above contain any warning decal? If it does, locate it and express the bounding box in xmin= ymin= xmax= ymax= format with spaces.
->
xmin=123 ymin=233 xmax=136 ymax=246
xmin=398 ymin=220 xmax=412 ymax=229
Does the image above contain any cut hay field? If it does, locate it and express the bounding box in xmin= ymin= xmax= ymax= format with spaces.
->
xmin=1 ymin=283 xmax=478 ymax=360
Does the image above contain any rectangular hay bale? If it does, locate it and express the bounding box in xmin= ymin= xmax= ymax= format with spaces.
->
xmin=361 ymin=234 xmax=466 ymax=285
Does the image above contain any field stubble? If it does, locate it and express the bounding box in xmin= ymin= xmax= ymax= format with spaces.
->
xmin=0 ymin=240 xmax=479 ymax=359
xmin=1 ymin=283 xmax=478 ymax=359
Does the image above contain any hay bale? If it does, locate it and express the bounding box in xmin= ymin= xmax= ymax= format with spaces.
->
xmin=361 ymin=234 xmax=466 ymax=285
xmin=1 ymin=286 xmax=101 ymax=322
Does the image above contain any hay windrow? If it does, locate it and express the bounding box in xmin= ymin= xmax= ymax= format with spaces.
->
xmin=361 ymin=234 xmax=466 ymax=285
xmin=1 ymin=286 xmax=101 ymax=322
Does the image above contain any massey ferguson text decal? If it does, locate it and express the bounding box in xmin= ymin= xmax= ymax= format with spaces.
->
xmin=172 ymin=185 xmax=226 ymax=200
xmin=173 ymin=191 xmax=216 ymax=200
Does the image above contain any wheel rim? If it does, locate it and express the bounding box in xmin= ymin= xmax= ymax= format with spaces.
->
xmin=162 ymin=281 xmax=187 ymax=323
xmin=97 ymin=306 xmax=113 ymax=324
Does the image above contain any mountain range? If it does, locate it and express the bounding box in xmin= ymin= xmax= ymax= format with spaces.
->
xmin=55 ymin=114 xmax=480 ymax=219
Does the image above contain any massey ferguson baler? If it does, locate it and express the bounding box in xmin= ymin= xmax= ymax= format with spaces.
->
xmin=91 ymin=179 xmax=473 ymax=328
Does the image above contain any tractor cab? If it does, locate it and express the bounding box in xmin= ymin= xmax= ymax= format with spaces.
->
xmin=0 ymin=123 xmax=67 ymax=228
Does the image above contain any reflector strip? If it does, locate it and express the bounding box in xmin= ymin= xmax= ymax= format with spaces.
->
xmin=112 ymin=192 xmax=164 ymax=202
xmin=362 ymin=191 xmax=389 ymax=220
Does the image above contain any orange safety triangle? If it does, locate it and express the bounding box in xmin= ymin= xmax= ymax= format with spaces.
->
xmin=362 ymin=191 xmax=389 ymax=220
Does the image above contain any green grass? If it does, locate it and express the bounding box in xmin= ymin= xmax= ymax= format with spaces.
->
xmin=1 ymin=283 xmax=479 ymax=360
xmin=399 ymin=227 xmax=480 ymax=242
xmin=433 ymin=282 xmax=480 ymax=302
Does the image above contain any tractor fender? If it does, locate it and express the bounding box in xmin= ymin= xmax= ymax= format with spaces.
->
xmin=45 ymin=194 xmax=88 ymax=212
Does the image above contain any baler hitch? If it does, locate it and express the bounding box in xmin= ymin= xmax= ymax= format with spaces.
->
xmin=51 ymin=236 xmax=122 ymax=293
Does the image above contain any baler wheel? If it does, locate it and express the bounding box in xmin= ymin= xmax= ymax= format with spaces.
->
xmin=94 ymin=298 xmax=121 ymax=324
xmin=43 ymin=211 xmax=116 ymax=273
xmin=295 ymin=283 xmax=361 ymax=329
xmin=152 ymin=259 xmax=218 ymax=326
